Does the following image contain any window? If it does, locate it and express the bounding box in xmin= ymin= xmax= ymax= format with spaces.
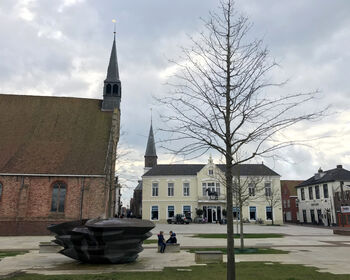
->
xmin=249 ymin=206 xmax=256 ymax=220
xmin=202 ymin=183 xmax=207 ymax=196
xmin=233 ymin=207 xmax=240 ymax=220
xmin=168 ymin=206 xmax=174 ymax=218
xmin=265 ymin=183 xmax=271 ymax=197
xmin=209 ymin=169 xmax=214 ymax=175
xmin=168 ymin=183 xmax=174 ymax=197
xmin=216 ymin=183 xmax=221 ymax=196
xmin=0 ymin=182 xmax=3 ymax=200
xmin=183 ymin=205 xmax=191 ymax=217
xmin=315 ymin=185 xmax=320 ymax=199
xmin=51 ymin=182 xmax=66 ymax=212
xmin=106 ymin=84 xmax=111 ymax=94
xmin=113 ymin=84 xmax=118 ymax=94
xmin=248 ymin=183 xmax=255 ymax=196
xmin=152 ymin=182 xmax=158 ymax=197
xmin=151 ymin=206 xmax=158 ymax=220
xmin=308 ymin=187 xmax=313 ymax=200
xmin=323 ymin=184 xmax=329 ymax=198
xmin=287 ymin=199 xmax=290 ymax=208
xmin=183 ymin=182 xmax=190 ymax=196
xmin=301 ymin=188 xmax=305 ymax=200
xmin=302 ymin=210 xmax=307 ymax=223
xmin=283 ymin=200 xmax=287 ymax=208
xmin=266 ymin=206 xmax=272 ymax=220
xmin=310 ymin=209 xmax=315 ymax=223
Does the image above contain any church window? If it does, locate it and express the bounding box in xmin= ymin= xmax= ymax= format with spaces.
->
xmin=113 ymin=84 xmax=118 ymax=95
xmin=106 ymin=84 xmax=112 ymax=95
xmin=51 ymin=182 xmax=66 ymax=213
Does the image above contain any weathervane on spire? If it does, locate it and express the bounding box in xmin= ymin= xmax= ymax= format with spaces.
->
xmin=112 ymin=19 xmax=116 ymax=39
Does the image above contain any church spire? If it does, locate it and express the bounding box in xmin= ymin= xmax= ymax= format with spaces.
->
xmin=102 ymin=25 xmax=122 ymax=111
xmin=144 ymin=121 xmax=157 ymax=169
xmin=105 ymin=34 xmax=120 ymax=82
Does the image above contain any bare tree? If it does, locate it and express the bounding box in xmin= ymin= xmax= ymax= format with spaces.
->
xmin=232 ymin=168 xmax=264 ymax=250
xmin=157 ymin=1 xmax=326 ymax=279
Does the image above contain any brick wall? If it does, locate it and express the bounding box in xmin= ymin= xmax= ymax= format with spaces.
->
xmin=0 ymin=175 xmax=107 ymax=235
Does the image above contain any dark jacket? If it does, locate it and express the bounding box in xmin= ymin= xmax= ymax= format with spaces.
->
xmin=157 ymin=234 xmax=165 ymax=245
xmin=167 ymin=233 xmax=177 ymax=244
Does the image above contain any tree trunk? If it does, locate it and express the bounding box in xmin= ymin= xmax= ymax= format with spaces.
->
xmin=226 ymin=157 xmax=235 ymax=280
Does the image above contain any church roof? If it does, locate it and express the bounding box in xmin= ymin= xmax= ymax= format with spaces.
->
xmin=0 ymin=94 xmax=113 ymax=175
xmin=145 ymin=124 xmax=157 ymax=157
xmin=105 ymin=35 xmax=120 ymax=82
xmin=143 ymin=163 xmax=279 ymax=177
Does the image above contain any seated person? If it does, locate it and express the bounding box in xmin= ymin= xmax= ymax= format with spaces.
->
xmin=166 ymin=231 xmax=177 ymax=244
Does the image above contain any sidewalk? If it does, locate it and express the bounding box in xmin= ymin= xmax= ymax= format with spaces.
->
xmin=0 ymin=223 xmax=349 ymax=277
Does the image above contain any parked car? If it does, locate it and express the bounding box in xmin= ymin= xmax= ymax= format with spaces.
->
xmin=167 ymin=214 xmax=191 ymax=224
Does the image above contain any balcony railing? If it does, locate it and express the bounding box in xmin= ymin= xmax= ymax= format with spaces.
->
xmin=198 ymin=195 xmax=226 ymax=201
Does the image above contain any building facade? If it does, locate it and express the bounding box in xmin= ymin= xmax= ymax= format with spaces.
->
xmin=140 ymin=125 xmax=282 ymax=224
xmin=281 ymin=180 xmax=303 ymax=223
xmin=296 ymin=165 xmax=350 ymax=227
xmin=0 ymin=34 xmax=122 ymax=235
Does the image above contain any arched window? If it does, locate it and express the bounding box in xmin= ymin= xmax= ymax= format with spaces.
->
xmin=51 ymin=182 xmax=66 ymax=213
xmin=0 ymin=182 xmax=3 ymax=201
xmin=106 ymin=84 xmax=112 ymax=95
xmin=113 ymin=84 xmax=118 ymax=95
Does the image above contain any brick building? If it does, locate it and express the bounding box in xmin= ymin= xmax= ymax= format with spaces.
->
xmin=281 ymin=180 xmax=303 ymax=223
xmin=0 ymin=34 xmax=121 ymax=235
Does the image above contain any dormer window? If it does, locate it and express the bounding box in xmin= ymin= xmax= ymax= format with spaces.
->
xmin=209 ymin=169 xmax=213 ymax=176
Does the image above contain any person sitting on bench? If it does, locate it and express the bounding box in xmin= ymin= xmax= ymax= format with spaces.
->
xmin=166 ymin=231 xmax=177 ymax=244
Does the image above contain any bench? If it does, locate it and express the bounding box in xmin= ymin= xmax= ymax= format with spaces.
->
xmin=157 ymin=243 xmax=180 ymax=253
xmin=39 ymin=242 xmax=62 ymax=253
xmin=195 ymin=251 xmax=223 ymax=263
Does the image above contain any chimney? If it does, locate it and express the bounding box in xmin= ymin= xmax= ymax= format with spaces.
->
xmin=337 ymin=165 xmax=343 ymax=169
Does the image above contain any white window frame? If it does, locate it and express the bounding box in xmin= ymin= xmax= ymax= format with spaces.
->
xmin=183 ymin=182 xmax=190 ymax=196
xmin=150 ymin=205 xmax=159 ymax=221
xmin=265 ymin=182 xmax=272 ymax=197
xmin=152 ymin=182 xmax=159 ymax=197
xmin=167 ymin=205 xmax=175 ymax=219
xmin=249 ymin=206 xmax=257 ymax=221
xmin=168 ymin=182 xmax=174 ymax=197
xmin=208 ymin=169 xmax=214 ymax=176
xmin=266 ymin=206 xmax=273 ymax=220
xmin=183 ymin=205 xmax=191 ymax=217
xmin=202 ymin=182 xmax=207 ymax=196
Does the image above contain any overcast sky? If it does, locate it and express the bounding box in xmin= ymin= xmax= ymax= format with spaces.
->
xmin=1 ymin=0 xmax=350 ymax=207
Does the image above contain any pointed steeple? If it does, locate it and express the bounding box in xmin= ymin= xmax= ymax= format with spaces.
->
xmin=105 ymin=34 xmax=120 ymax=82
xmin=144 ymin=122 xmax=157 ymax=169
xmin=102 ymin=31 xmax=122 ymax=111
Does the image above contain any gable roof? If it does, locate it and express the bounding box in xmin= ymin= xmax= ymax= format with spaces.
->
xmin=297 ymin=165 xmax=350 ymax=187
xmin=143 ymin=163 xmax=279 ymax=177
xmin=0 ymin=94 xmax=113 ymax=175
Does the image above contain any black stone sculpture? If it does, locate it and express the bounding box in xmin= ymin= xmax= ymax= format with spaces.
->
xmin=48 ymin=218 xmax=155 ymax=264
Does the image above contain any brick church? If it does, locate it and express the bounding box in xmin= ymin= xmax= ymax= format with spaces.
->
xmin=0 ymin=34 xmax=122 ymax=235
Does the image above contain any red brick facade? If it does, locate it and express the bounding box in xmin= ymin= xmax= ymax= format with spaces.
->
xmin=0 ymin=176 xmax=109 ymax=235
xmin=281 ymin=180 xmax=303 ymax=223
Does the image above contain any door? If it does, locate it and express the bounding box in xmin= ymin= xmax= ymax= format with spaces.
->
xmin=208 ymin=208 xmax=212 ymax=223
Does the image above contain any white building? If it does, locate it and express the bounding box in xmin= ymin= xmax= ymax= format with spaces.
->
xmin=296 ymin=165 xmax=350 ymax=226
xmin=141 ymin=123 xmax=282 ymax=224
